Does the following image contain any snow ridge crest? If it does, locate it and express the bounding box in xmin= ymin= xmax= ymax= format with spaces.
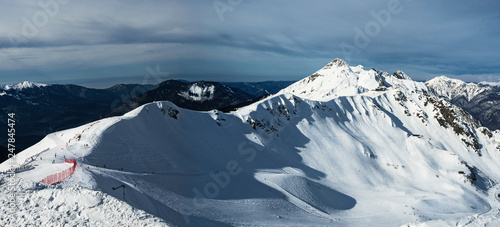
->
xmin=278 ymin=58 xmax=422 ymax=101
xmin=322 ymin=58 xmax=349 ymax=69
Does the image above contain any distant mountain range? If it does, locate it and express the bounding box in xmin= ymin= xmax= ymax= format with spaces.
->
xmin=426 ymin=76 xmax=500 ymax=131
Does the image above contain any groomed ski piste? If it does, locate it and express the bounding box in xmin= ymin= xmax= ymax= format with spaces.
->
xmin=1 ymin=59 xmax=500 ymax=226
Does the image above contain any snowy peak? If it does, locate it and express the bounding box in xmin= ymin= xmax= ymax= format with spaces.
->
xmin=426 ymin=76 xmax=489 ymax=101
xmin=427 ymin=76 xmax=465 ymax=86
xmin=278 ymin=58 xmax=425 ymax=101
xmin=392 ymin=71 xmax=411 ymax=80
xmin=322 ymin=58 xmax=349 ymax=69
xmin=1 ymin=81 xmax=48 ymax=90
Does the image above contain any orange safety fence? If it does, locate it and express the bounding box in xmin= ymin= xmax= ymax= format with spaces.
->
xmin=40 ymin=159 xmax=77 ymax=185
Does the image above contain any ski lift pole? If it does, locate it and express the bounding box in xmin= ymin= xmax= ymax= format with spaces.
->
xmin=112 ymin=184 xmax=126 ymax=201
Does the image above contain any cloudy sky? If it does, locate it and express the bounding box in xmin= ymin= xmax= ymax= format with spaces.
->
xmin=0 ymin=0 xmax=499 ymax=88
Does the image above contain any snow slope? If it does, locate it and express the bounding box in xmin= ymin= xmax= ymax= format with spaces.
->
xmin=0 ymin=176 xmax=169 ymax=226
xmin=2 ymin=59 xmax=500 ymax=226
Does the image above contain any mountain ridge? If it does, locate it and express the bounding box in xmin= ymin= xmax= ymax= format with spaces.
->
xmin=0 ymin=80 xmax=294 ymax=158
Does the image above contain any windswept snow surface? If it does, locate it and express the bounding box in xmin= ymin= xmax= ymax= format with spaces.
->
xmin=2 ymin=59 xmax=500 ymax=226
xmin=0 ymin=177 xmax=169 ymax=226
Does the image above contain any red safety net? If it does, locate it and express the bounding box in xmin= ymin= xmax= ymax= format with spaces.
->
xmin=40 ymin=159 xmax=77 ymax=185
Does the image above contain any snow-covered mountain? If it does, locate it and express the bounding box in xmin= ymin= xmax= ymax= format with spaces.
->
xmin=0 ymin=81 xmax=48 ymax=91
xmin=2 ymin=59 xmax=500 ymax=226
xmin=0 ymin=80 xmax=292 ymax=159
xmin=279 ymin=59 xmax=417 ymax=100
xmin=427 ymin=76 xmax=500 ymax=131
xmin=426 ymin=76 xmax=490 ymax=102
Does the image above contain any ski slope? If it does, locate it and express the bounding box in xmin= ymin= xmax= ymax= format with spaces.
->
xmin=1 ymin=59 xmax=500 ymax=226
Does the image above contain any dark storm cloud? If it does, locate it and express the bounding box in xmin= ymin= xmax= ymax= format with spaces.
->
xmin=0 ymin=0 xmax=499 ymax=86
